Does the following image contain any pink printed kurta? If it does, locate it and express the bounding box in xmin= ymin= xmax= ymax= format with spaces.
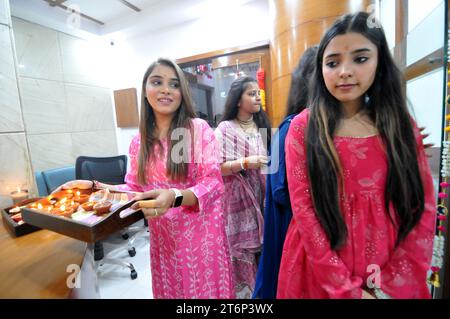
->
xmin=278 ymin=109 xmax=436 ymax=299
xmin=215 ymin=120 xmax=267 ymax=299
xmin=122 ymin=118 xmax=234 ymax=299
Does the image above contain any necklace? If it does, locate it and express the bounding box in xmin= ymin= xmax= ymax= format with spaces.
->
xmin=235 ymin=118 xmax=256 ymax=136
xmin=236 ymin=115 xmax=254 ymax=125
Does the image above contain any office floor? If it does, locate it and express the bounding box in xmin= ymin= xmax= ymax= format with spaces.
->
xmin=96 ymin=221 xmax=153 ymax=299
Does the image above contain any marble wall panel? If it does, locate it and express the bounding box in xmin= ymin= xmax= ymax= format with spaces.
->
xmin=65 ymin=83 xmax=115 ymax=132
xmin=0 ymin=133 xmax=34 ymax=208
xmin=12 ymin=17 xmax=63 ymax=81
xmin=0 ymin=24 xmax=23 ymax=132
xmin=20 ymin=77 xmax=68 ymax=134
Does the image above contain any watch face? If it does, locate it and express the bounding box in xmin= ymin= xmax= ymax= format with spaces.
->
xmin=174 ymin=195 xmax=183 ymax=207
xmin=170 ymin=189 xmax=183 ymax=207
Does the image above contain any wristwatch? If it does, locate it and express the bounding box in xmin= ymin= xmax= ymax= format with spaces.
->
xmin=170 ymin=188 xmax=183 ymax=207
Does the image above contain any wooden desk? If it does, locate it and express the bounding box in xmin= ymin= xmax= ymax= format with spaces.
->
xmin=0 ymin=215 xmax=86 ymax=298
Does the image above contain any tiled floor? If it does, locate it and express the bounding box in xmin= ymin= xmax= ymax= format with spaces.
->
xmin=96 ymin=221 xmax=153 ymax=299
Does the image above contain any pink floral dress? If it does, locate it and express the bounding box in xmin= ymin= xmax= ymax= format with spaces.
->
xmin=277 ymin=109 xmax=436 ymax=299
xmin=121 ymin=118 xmax=234 ymax=299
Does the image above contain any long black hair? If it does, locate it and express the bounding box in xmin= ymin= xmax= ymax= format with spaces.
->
xmin=285 ymin=46 xmax=318 ymax=117
xmin=307 ymin=12 xmax=425 ymax=249
xmin=221 ymin=76 xmax=272 ymax=147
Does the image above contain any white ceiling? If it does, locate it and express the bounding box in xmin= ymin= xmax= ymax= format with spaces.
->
xmin=9 ymin=0 xmax=257 ymax=41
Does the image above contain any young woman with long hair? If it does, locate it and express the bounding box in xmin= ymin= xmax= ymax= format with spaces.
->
xmin=59 ymin=58 xmax=234 ymax=299
xmin=278 ymin=12 xmax=436 ymax=299
xmin=215 ymin=76 xmax=271 ymax=298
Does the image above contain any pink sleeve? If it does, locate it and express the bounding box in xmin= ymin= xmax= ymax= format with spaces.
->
xmin=187 ymin=120 xmax=224 ymax=213
xmin=116 ymin=135 xmax=145 ymax=193
xmin=378 ymin=122 xmax=436 ymax=298
xmin=285 ymin=110 xmax=363 ymax=299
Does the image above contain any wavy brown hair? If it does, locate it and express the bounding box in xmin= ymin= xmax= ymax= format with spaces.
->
xmin=137 ymin=58 xmax=197 ymax=184
xmin=307 ymin=12 xmax=425 ymax=250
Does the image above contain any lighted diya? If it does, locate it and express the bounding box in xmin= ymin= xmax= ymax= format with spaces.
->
xmin=71 ymin=201 xmax=80 ymax=210
xmin=73 ymin=191 xmax=89 ymax=204
xmin=27 ymin=202 xmax=38 ymax=209
xmin=93 ymin=201 xmax=112 ymax=215
xmin=60 ymin=189 xmax=74 ymax=199
xmin=41 ymin=196 xmax=58 ymax=205
xmin=35 ymin=203 xmax=53 ymax=212
xmin=10 ymin=213 xmax=22 ymax=223
xmin=81 ymin=201 xmax=96 ymax=211
xmin=54 ymin=197 xmax=68 ymax=207
xmin=51 ymin=204 xmax=75 ymax=218
xmin=9 ymin=206 xmax=21 ymax=214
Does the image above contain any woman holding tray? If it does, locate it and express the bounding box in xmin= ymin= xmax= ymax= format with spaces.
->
xmin=59 ymin=58 xmax=234 ymax=299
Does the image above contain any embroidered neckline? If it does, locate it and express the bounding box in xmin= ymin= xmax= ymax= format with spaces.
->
xmin=334 ymin=134 xmax=379 ymax=139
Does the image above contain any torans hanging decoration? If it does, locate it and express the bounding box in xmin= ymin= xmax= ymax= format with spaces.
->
xmin=256 ymin=56 xmax=266 ymax=112
xmin=429 ymin=110 xmax=450 ymax=288
xmin=195 ymin=64 xmax=212 ymax=79
xmin=427 ymin=26 xmax=450 ymax=290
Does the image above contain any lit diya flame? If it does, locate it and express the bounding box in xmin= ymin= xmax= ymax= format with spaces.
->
xmin=76 ymin=191 xmax=80 ymax=196
xmin=37 ymin=203 xmax=43 ymax=210
xmin=46 ymin=196 xmax=57 ymax=204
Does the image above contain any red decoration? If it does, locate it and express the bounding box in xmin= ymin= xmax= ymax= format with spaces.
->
xmin=257 ymin=66 xmax=266 ymax=111
xmin=431 ymin=266 xmax=441 ymax=272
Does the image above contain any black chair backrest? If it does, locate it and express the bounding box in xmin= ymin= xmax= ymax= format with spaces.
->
xmin=75 ymin=155 xmax=127 ymax=185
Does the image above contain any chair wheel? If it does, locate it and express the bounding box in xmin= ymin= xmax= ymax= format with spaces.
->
xmin=122 ymin=233 xmax=129 ymax=240
xmin=131 ymin=270 xmax=138 ymax=280
xmin=128 ymin=247 xmax=136 ymax=257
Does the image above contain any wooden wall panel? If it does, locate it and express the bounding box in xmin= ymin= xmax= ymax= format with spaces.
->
xmin=113 ymin=88 xmax=139 ymax=128
xmin=269 ymin=0 xmax=373 ymax=127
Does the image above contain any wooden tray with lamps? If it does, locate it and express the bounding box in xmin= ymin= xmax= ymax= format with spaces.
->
xmin=1 ymin=198 xmax=42 ymax=237
xmin=21 ymin=188 xmax=144 ymax=243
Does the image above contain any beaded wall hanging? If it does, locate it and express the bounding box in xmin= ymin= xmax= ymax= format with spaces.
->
xmin=427 ymin=105 xmax=450 ymax=288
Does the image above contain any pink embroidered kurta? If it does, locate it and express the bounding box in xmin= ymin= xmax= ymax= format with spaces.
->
xmin=277 ymin=109 xmax=436 ymax=299
xmin=121 ymin=118 xmax=234 ymax=299
xmin=215 ymin=120 xmax=267 ymax=299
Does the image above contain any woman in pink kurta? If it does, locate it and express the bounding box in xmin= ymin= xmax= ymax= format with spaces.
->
xmin=123 ymin=58 xmax=234 ymax=298
xmin=56 ymin=58 xmax=233 ymax=298
xmin=278 ymin=13 xmax=436 ymax=299
xmin=125 ymin=118 xmax=233 ymax=298
xmin=278 ymin=109 xmax=436 ymax=298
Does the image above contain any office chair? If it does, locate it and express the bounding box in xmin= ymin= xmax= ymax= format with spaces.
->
xmin=75 ymin=155 xmax=147 ymax=280
xmin=40 ymin=166 xmax=76 ymax=195
xmin=35 ymin=171 xmax=48 ymax=196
